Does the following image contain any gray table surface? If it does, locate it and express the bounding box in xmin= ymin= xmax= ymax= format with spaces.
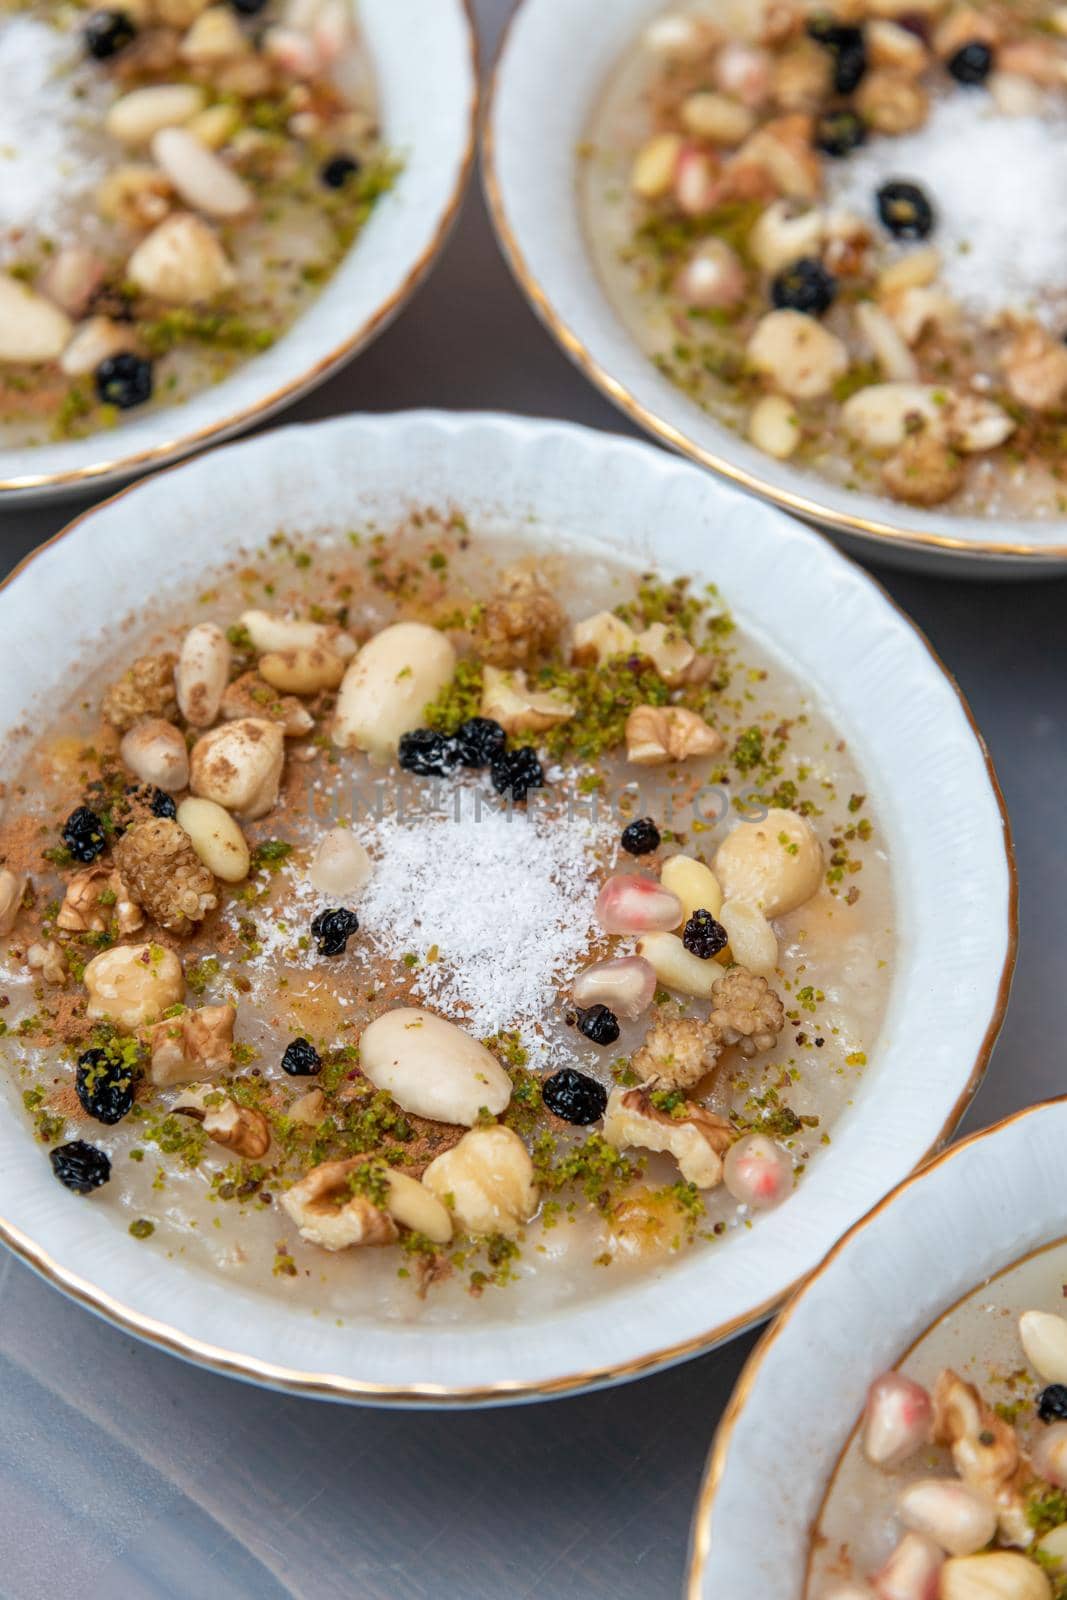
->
xmin=2 ymin=4 xmax=1066 ymax=1595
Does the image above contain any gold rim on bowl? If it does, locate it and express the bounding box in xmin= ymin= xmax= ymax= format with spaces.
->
xmin=683 ymin=1095 xmax=1057 ymax=1598
xmin=0 ymin=0 xmax=480 ymax=498
xmin=0 ymin=425 xmax=1018 ymax=1405
xmin=482 ymin=0 xmax=1067 ymax=567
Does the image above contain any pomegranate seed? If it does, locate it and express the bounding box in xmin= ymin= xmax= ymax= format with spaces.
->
xmin=572 ymin=956 xmax=657 ymax=1021
xmin=862 ymin=1373 xmax=933 ymax=1468
xmin=723 ymin=1133 xmax=792 ymax=1209
xmin=595 ymin=875 xmax=683 ymax=935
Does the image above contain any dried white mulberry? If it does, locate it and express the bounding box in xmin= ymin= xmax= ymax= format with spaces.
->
xmin=102 ymin=653 xmax=178 ymax=731
xmin=480 ymin=568 xmax=564 ymax=669
xmin=631 ymin=1016 xmax=720 ymax=1091
xmin=707 ymin=966 xmax=785 ymax=1058
xmin=113 ymin=817 xmax=217 ymax=935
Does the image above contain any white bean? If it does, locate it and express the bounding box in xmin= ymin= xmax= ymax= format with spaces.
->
xmin=176 ymin=621 xmax=230 ymax=727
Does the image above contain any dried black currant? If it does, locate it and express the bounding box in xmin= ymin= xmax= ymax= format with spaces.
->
xmin=682 ymin=909 xmax=729 ymax=960
xmin=397 ymin=728 xmax=461 ymax=777
xmin=281 ymin=1037 xmax=322 ymax=1076
xmin=948 ymin=40 xmax=993 ymax=85
xmin=84 ymin=8 xmax=136 ymax=58
xmin=807 ymin=19 xmax=867 ymax=93
xmin=62 ymin=805 xmax=107 ymax=863
xmin=50 ymin=1140 xmax=111 ymax=1193
xmin=542 ymin=1067 xmax=608 ymax=1125
xmin=876 ymin=180 xmax=935 ymax=240
xmin=150 ymin=788 xmax=177 ymax=819
xmin=771 ymin=257 xmax=837 ymax=316
xmin=815 ymin=108 xmax=867 ymax=158
xmin=95 ymin=352 xmax=153 ymax=410
xmin=575 ymin=1005 xmax=621 ymax=1046
xmin=76 ymin=1048 xmax=136 ymax=1125
xmin=454 ymin=716 xmax=507 ymax=768
xmin=310 ymin=906 xmax=360 ymax=956
xmin=490 ymin=747 xmax=544 ymax=804
xmin=320 ymin=154 xmax=361 ymax=189
xmin=1038 ymin=1385 xmax=1067 ymax=1423
xmin=620 ymin=817 xmax=661 ymax=856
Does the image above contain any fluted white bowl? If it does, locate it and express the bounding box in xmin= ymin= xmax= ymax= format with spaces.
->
xmin=485 ymin=0 xmax=1067 ymax=575
xmin=687 ymin=1099 xmax=1066 ymax=1597
xmin=0 ymin=411 xmax=1014 ymax=1404
xmin=0 ymin=0 xmax=477 ymax=504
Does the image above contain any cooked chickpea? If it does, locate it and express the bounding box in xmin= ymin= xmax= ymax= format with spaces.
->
xmin=83 ymin=942 xmax=184 ymax=1029
xmin=714 ymin=809 xmax=823 ymax=918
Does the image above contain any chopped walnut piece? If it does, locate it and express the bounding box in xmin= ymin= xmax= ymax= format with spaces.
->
xmin=56 ymin=865 xmax=143 ymax=936
xmin=707 ymin=965 xmax=785 ymax=1059
xmin=1001 ymin=324 xmax=1067 ymax=413
xmin=480 ymin=665 xmax=574 ymax=734
xmin=931 ymin=1369 xmax=1032 ymax=1548
xmin=480 ymin=567 xmax=565 ymax=669
xmin=625 ymin=704 xmax=725 ymax=765
xmin=631 ymin=1016 xmax=721 ymax=1091
xmin=221 ymin=671 xmax=314 ymax=737
xmin=603 ymin=1086 xmax=733 ymax=1188
xmin=114 ymin=817 xmax=217 ymax=935
xmin=281 ymin=1157 xmax=399 ymax=1251
xmin=101 ymin=653 xmax=178 ymax=732
xmin=143 ymin=1002 xmax=236 ymax=1086
xmin=174 ymin=1086 xmax=271 ymax=1160
xmin=27 ymin=940 xmax=67 ymax=986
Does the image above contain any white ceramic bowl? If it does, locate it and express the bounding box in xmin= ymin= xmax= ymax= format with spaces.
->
xmin=484 ymin=0 xmax=1067 ymax=577
xmin=0 ymin=0 xmax=476 ymax=505
xmin=685 ymin=1098 xmax=1067 ymax=1598
xmin=0 ymin=411 xmax=1014 ymax=1404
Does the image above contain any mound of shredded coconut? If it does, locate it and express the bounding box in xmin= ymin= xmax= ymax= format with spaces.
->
xmin=828 ymin=91 xmax=1067 ymax=323
xmin=0 ymin=16 xmax=109 ymax=260
xmin=357 ymin=799 xmax=613 ymax=1049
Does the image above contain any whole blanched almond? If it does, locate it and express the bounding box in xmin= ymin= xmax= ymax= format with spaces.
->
xmin=0 ymin=274 xmax=72 ymax=363
xmin=152 ymin=126 xmax=253 ymax=218
xmin=333 ymin=623 xmax=456 ymax=759
xmin=359 ymin=1008 xmax=511 ymax=1126
xmin=1020 ymin=1309 xmax=1067 ymax=1384
xmin=106 ymin=83 xmax=205 ymax=146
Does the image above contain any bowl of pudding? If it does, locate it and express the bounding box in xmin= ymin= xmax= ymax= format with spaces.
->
xmin=686 ymin=1100 xmax=1067 ymax=1598
xmin=486 ymin=0 xmax=1067 ymax=572
xmin=0 ymin=0 xmax=476 ymax=502
xmin=0 ymin=410 xmax=1013 ymax=1402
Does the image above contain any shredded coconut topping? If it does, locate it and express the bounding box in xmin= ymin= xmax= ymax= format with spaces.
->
xmin=357 ymin=798 xmax=612 ymax=1049
xmin=828 ymin=91 xmax=1067 ymax=323
xmin=0 ymin=17 xmax=109 ymax=260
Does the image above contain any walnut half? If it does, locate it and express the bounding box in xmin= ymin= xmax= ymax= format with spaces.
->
xmin=603 ymin=1086 xmax=733 ymax=1188
xmin=625 ymin=704 xmax=725 ymax=766
xmin=143 ymin=1003 xmax=236 ymax=1086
